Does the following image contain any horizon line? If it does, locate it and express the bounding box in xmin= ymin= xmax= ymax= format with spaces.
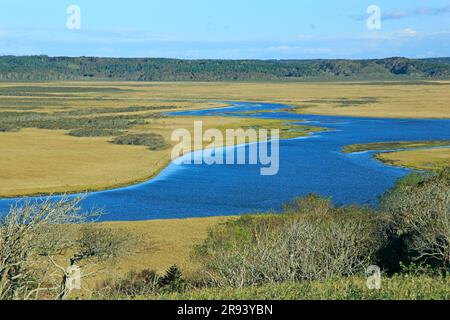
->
xmin=2 ymin=54 xmax=450 ymax=61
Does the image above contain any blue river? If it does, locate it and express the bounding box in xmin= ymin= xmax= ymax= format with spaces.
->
xmin=1 ymin=102 xmax=449 ymax=221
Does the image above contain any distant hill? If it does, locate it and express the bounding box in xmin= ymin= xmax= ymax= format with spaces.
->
xmin=1 ymin=56 xmax=450 ymax=81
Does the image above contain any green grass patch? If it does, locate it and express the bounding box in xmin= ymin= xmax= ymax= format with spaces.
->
xmin=244 ymin=122 xmax=326 ymax=139
xmin=113 ymin=133 xmax=169 ymax=151
xmin=68 ymin=128 xmax=126 ymax=137
xmin=61 ymin=105 xmax=182 ymax=116
xmin=148 ymin=275 xmax=450 ymax=300
xmin=343 ymin=140 xmax=450 ymax=153
xmin=0 ymin=86 xmax=133 ymax=95
xmin=0 ymin=124 xmax=19 ymax=132
xmin=304 ymin=97 xmax=379 ymax=107
xmin=0 ymin=111 xmax=165 ymax=132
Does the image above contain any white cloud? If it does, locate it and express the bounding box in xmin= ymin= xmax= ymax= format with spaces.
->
xmin=400 ymin=28 xmax=418 ymax=37
xmin=296 ymin=34 xmax=314 ymax=40
xmin=265 ymin=45 xmax=332 ymax=54
xmin=383 ymin=5 xmax=450 ymax=20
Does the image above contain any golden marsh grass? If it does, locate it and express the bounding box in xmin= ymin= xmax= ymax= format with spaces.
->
xmin=377 ymin=147 xmax=450 ymax=170
xmin=0 ymin=81 xmax=449 ymax=197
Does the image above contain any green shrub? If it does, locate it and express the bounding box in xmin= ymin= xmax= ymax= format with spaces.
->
xmin=159 ymin=265 xmax=186 ymax=292
xmin=0 ymin=124 xmax=19 ymax=132
xmin=113 ymin=133 xmax=169 ymax=150
xmin=283 ymin=193 xmax=333 ymax=215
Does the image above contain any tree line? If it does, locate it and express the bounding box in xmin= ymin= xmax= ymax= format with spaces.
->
xmin=1 ymin=56 xmax=450 ymax=81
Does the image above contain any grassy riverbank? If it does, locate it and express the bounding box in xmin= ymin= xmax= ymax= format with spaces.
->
xmin=0 ymin=81 xmax=324 ymax=197
xmin=1 ymin=81 xmax=449 ymax=119
xmin=0 ymin=116 xmax=315 ymax=198
xmin=376 ymin=148 xmax=450 ymax=170
xmin=342 ymin=140 xmax=450 ymax=153
xmin=343 ymin=140 xmax=450 ymax=170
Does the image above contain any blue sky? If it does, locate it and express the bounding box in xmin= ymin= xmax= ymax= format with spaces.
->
xmin=0 ymin=0 xmax=450 ymax=59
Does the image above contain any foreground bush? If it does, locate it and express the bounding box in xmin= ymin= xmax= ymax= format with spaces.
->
xmin=100 ymin=269 xmax=160 ymax=298
xmin=379 ymin=168 xmax=450 ymax=273
xmin=98 ymin=265 xmax=186 ymax=299
xmin=195 ymin=194 xmax=381 ymax=288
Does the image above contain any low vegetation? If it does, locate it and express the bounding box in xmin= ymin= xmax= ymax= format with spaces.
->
xmin=0 ymin=82 xmax=449 ymax=300
xmin=1 ymin=81 xmax=449 ymax=120
xmin=0 ymin=115 xmax=314 ymax=198
xmin=0 ymin=110 xmax=164 ymax=133
xmin=195 ymin=195 xmax=379 ymax=287
xmin=98 ymin=265 xmax=186 ymax=299
xmin=68 ymin=128 xmax=125 ymax=137
xmin=343 ymin=140 xmax=450 ymax=171
xmin=300 ymin=97 xmax=379 ymax=108
xmin=193 ymin=170 xmax=448 ymax=288
xmin=0 ymin=82 xmax=322 ymax=197
xmin=0 ymin=82 xmax=331 ymax=198
xmin=0 ymin=128 xmax=168 ymax=198
xmin=376 ymin=148 xmax=450 ymax=171
xmin=1 ymin=169 xmax=448 ymax=300
xmin=148 ymin=275 xmax=450 ymax=300
xmin=103 ymin=169 xmax=449 ymax=300
xmin=113 ymin=133 xmax=169 ymax=151
xmin=342 ymin=140 xmax=450 ymax=153
xmin=244 ymin=122 xmax=325 ymax=139
xmin=60 ymin=105 xmax=182 ymax=116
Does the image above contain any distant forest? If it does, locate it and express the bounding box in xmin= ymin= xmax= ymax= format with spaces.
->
xmin=1 ymin=56 xmax=450 ymax=81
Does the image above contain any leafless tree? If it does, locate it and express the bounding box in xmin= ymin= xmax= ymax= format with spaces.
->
xmin=0 ymin=196 xmax=128 ymax=300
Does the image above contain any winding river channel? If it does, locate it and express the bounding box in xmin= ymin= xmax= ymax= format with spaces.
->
xmin=1 ymin=101 xmax=450 ymax=221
